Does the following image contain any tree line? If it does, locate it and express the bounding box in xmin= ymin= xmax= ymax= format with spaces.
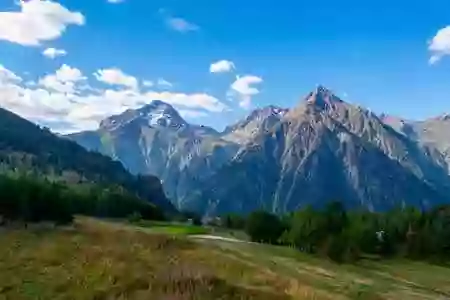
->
xmin=220 ymin=202 xmax=450 ymax=263
xmin=0 ymin=174 xmax=165 ymax=226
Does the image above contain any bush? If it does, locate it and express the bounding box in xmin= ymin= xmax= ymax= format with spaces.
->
xmin=127 ymin=212 xmax=143 ymax=224
xmin=221 ymin=213 xmax=246 ymax=230
xmin=245 ymin=211 xmax=284 ymax=244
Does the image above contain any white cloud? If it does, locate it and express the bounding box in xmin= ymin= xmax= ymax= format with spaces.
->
xmin=145 ymin=92 xmax=227 ymax=112
xmin=231 ymin=76 xmax=263 ymax=96
xmin=230 ymin=75 xmax=263 ymax=109
xmin=429 ymin=26 xmax=450 ymax=65
xmin=159 ymin=9 xmax=198 ymax=33
xmin=166 ymin=17 xmax=199 ymax=33
xmin=210 ymin=60 xmax=235 ymax=73
xmin=157 ymin=78 xmax=173 ymax=88
xmin=25 ymin=80 xmax=36 ymax=87
xmin=0 ymin=65 xmax=22 ymax=83
xmin=54 ymin=64 xmax=85 ymax=82
xmin=429 ymin=55 xmax=441 ymax=65
xmin=42 ymin=47 xmax=67 ymax=59
xmin=94 ymin=68 xmax=138 ymax=90
xmin=39 ymin=75 xmax=73 ymax=93
xmin=0 ymin=64 xmax=228 ymax=134
xmin=143 ymin=80 xmax=154 ymax=87
xmin=0 ymin=0 xmax=85 ymax=46
xmin=178 ymin=110 xmax=208 ymax=118
xmin=38 ymin=64 xmax=85 ymax=93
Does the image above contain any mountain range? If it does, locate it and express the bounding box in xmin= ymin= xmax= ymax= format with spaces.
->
xmin=69 ymin=86 xmax=450 ymax=216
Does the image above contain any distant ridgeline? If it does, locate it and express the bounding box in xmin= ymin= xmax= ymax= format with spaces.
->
xmin=0 ymin=107 xmax=177 ymax=222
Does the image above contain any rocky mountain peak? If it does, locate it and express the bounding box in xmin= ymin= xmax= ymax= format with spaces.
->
xmin=304 ymin=85 xmax=344 ymax=111
xmin=137 ymin=100 xmax=187 ymax=128
xmin=138 ymin=100 xmax=175 ymax=114
xmin=222 ymin=105 xmax=287 ymax=135
xmin=246 ymin=105 xmax=288 ymax=122
xmin=99 ymin=100 xmax=188 ymax=131
xmin=379 ymin=113 xmax=406 ymax=125
xmin=435 ymin=113 xmax=450 ymax=122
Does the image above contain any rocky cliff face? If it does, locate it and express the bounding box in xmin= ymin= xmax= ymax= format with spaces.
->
xmin=222 ymin=105 xmax=288 ymax=144
xmin=70 ymin=87 xmax=450 ymax=215
xmin=380 ymin=114 xmax=450 ymax=173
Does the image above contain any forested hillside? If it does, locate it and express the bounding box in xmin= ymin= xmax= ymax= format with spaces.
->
xmin=0 ymin=107 xmax=176 ymax=214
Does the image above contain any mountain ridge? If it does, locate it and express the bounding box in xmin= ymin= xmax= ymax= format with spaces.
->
xmin=68 ymin=88 xmax=450 ymax=216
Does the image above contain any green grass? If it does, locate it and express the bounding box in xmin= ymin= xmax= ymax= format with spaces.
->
xmin=132 ymin=220 xmax=211 ymax=235
xmin=1 ymin=217 xmax=450 ymax=299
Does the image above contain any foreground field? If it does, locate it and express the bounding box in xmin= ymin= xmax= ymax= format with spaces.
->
xmin=1 ymin=218 xmax=450 ymax=300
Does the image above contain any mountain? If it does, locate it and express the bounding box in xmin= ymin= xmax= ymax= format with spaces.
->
xmin=184 ymin=86 xmax=450 ymax=216
xmin=222 ymin=105 xmax=288 ymax=144
xmin=381 ymin=113 xmax=450 ymax=173
xmin=68 ymin=101 xmax=292 ymax=210
xmin=411 ymin=116 xmax=450 ymax=172
xmin=0 ymin=106 xmax=175 ymax=213
xmin=68 ymin=101 xmax=240 ymax=208
xmin=69 ymin=87 xmax=450 ymax=216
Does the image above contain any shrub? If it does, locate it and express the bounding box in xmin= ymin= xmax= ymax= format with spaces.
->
xmin=245 ymin=211 xmax=284 ymax=244
xmin=127 ymin=212 xmax=143 ymax=224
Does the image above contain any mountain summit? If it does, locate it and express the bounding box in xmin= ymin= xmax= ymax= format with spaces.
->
xmin=304 ymin=85 xmax=344 ymax=110
xmin=100 ymin=100 xmax=187 ymax=132
xmin=222 ymin=105 xmax=288 ymax=144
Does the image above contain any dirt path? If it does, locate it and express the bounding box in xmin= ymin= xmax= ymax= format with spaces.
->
xmin=189 ymin=235 xmax=250 ymax=243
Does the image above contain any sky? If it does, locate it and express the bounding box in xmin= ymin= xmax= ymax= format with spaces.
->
xmin=0 ymin=0 xmax=450 ymax=133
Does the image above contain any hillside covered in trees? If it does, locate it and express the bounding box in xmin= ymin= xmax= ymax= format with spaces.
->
xmin=0 ymin=107 xmax=176 ymax=215
xmin=0 ymin=174 xmax=165 ymax=225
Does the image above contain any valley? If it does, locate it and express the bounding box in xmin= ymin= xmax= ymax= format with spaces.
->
xmin=1 ymin=0 xmax=450 ymax=298
xmin=1 ymin=86 xmax=450 ymax=299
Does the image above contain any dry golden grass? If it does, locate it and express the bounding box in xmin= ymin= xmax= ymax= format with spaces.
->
xmin=0 ymin=218 xmax=295 ymax=300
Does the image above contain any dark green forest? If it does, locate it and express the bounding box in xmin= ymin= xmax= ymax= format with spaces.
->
xmin=222 ymin=202 xmax=450 ymax=263
xmin=0 ymin=174 xmax=165 ymax=225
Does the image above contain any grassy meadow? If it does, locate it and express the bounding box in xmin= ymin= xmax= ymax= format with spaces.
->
xmin=130 ymin=220 xmax=211 ymax=235
xmin=1 ymin=217 xmax=450 ymax=299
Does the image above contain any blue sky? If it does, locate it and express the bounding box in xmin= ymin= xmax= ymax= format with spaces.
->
xmin=0 ymin=0 xmax=450 ymax=133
